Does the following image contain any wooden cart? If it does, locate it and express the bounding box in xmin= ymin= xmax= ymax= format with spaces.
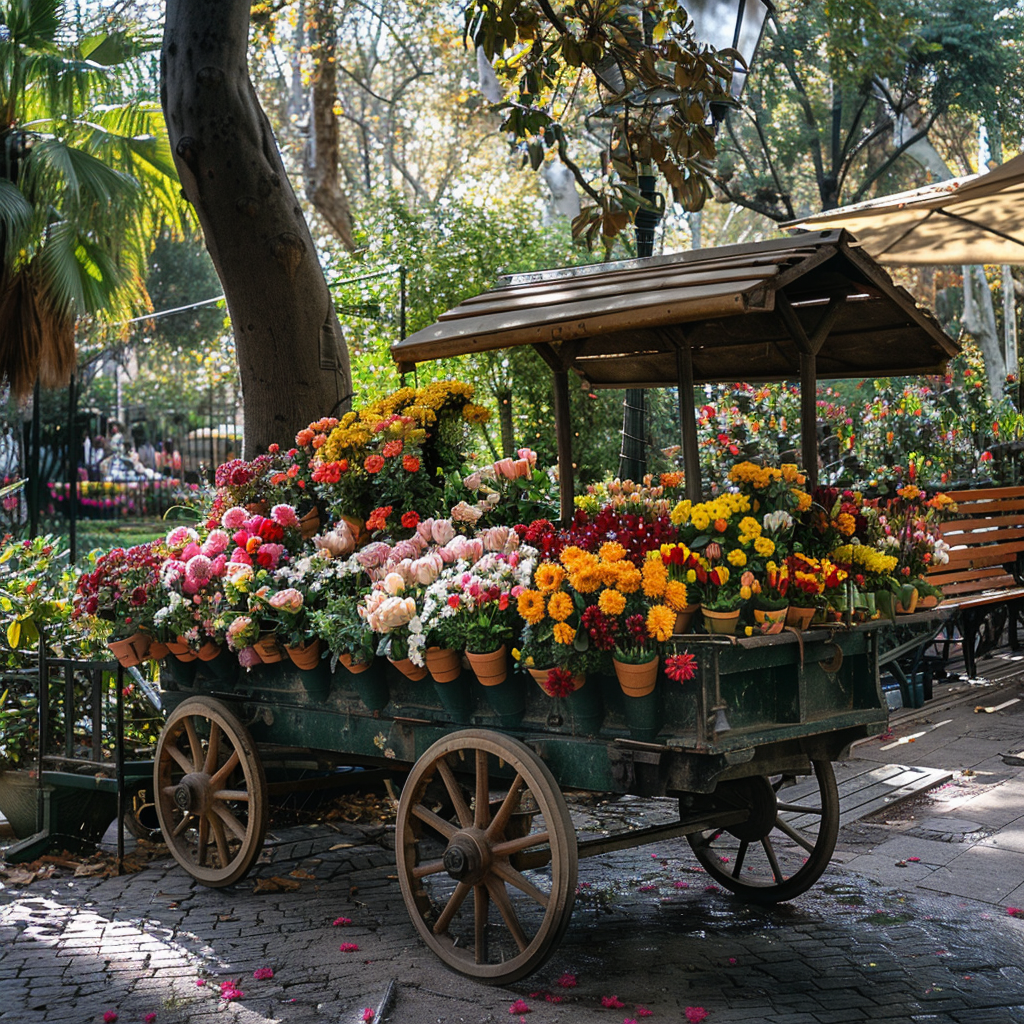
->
xmin=154 ymin=233 xmax=959 ymax=982
xmin=154 ymin=620 xmax=894 ymax=984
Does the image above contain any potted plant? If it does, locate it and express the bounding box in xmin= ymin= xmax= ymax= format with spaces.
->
xmin=748 ymin=562 xmax=789 ymax=633
xmin=73 ymin=541 xmax=168 ymax=665
xmin=359 ymin=579 xmax=425 ymax=680
xmin=0 ymin=682 xmax=42 ymax=839
xmin=784 ymin=553 xmax=824 ymax=629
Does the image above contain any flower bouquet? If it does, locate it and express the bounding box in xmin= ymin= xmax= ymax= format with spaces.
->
xmin=359 ymin=575 xmax=424 ymax=680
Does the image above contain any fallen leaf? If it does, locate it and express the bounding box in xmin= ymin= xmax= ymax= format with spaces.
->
xmin=289 ymin=869 xmax=317 ymax=880
xmin=330 ymin=843 xmax=355 ymax=850
xmin=253 ymin=876 xmax=301 ymax=894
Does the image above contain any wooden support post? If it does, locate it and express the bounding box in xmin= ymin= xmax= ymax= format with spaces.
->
xmin=776 ymin=294 xmax=845 ymax=493
xmin=675 ymin=341 xmax=702 ymax=502
xmin=552 ymin=368 xmax=575 ymax=524
xmin=800 ymin=351 xmax=818 ymax=491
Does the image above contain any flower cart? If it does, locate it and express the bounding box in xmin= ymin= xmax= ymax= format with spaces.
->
xmin=134 ymin=232 xmax=961 ymax=986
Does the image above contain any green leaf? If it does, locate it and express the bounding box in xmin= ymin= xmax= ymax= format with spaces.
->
xmin=7 ymin=619 xmax=21 ymax=649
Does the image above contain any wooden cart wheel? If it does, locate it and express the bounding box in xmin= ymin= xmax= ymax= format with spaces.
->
xmin=686 ymin=759 xmax=839 ymax=904
xmin=154 ymin=696 xmax=268 ymax=887
xmin=395 ymin=729 xmax=577 ymax=985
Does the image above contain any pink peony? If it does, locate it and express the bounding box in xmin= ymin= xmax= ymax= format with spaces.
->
xmin=383 ymin=572 xmax=406 ymax=596
xmin=229 ymin=548 xmax=252 ymax=565
xmin=221 ymin=506 xmax=248 ymax=529
xmin=463 ymin=472 xmax=482 ymax=490
xmin=185 ymin=555 xmax=214 ymax=588
xmin=269 ymin=588 xmax=303 ymax=613
xmin=237 ymin=646 xmax=261 ymax=668
xmin=271 ymin=504 xmax=300 ymax=529
xmin=451 ymin=501 xmax=483 ymax=524
xmin=166 ymin=526 xmax=198 ymax=551
xmin=201 ymin=529 xmax=230 ymax=557
xmin=355 ymin=541 xmax=392 ymax=570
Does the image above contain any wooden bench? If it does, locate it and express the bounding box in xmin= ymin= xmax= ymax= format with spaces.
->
xmin=926 ymin=485 xmax=1024 ymax=677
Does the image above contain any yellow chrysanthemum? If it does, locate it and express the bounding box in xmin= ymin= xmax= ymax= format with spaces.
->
xmin=553 ymin=622 xmax=576 ymax=644
xmin=664 ymin=579 xmax=690 ymax=612
xmin=462 ymin=403 xmax=491 ymax=425
xmin=534 ymin=561 xmax=565 ymax=593
xmin=727 ymin=548 xmax=747 ymax=567
xmin=569 ymin=564 xmax=603 ymax=594
xmin=559 ymin=545 xmax=591 ymax=571
xmin=547 ymin=591 xmax=574 ymax=622
xmin=646 ymin=604 xmax=676 ymax=642
xmin=739 ymin=516 xmax=762 ymax=538
xmin=616 ymin=565 xmax=643 ymax=594
xmin=690 ymin=507 xmax=711 ymax=531
xmin=599 ymin=541 xmax=627 ymax=563
xmin=516 ymin=589 xmax=546 ymax=625
xmin=670 ymin=500 xmax=692 ymax=526
xmin=836 ymin=512 xmax=856 ymax=537
xmin=598 ymin=589 xmax=627 ymax=616
xmin=641 ymin=559 xmax=668 ymax=598
xmin=754 ymin=536 xmax=776 ymax=557
xmin=793 ymin=489 xmax=812 ymax=512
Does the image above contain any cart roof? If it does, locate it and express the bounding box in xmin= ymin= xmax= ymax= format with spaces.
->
xmin=390 ymin=230 xmax=958 ymax=386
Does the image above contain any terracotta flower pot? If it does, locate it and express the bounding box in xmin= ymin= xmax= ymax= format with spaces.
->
xmin=785 ymin=605 xmax=816 ymax=630
xmin=701 ymin=607 xmax=741 ymax=635
xmin=147 ymin=640 xmax=170 ymax=661
xmin=253 ymin=634 xmax=285 ymax=664
xmin=528 ymin=667 xmax=585 ymax=695
xmin=466 ymin=645 xmax=508 ymax=686
xmin=197 ymin=640 xmax=223 ymax=661
xmin=339 ymin=652 xmax=372 ymax=674
xmin=169 ymin=637 xmax=199 ymax=663
xmin=285 ymin=639 xmax=322 ymax=670
xmin=673 ymin=604 xmax=701 ymax=634
xmin=918 ymin=594 xmax=941 ymax=610
xmin=425 ymin=647 xmax=462 ymax=683
xmin=299 ymin=507 xmax=321 ymax=540
xmin=108 ymin=632 xmax=151 ymax=667
xmin=388 ymin=656 xmax=428 ymax=681
xmin=753 ymin=605 xmax=788 ymax=634
xmin=613 ymin=656 xmax=659 ymax=698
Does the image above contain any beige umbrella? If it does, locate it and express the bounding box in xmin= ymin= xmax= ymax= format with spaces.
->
xmin=785 ymin=153 xmax=1024 ymax=265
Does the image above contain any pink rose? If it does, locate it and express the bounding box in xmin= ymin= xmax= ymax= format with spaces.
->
xmin=228 ymin=548 xmax=252 ymax=565
xmin=451 ymin=501 xmax=483 ymax=525
xmin=415 ymin=518 xmax=436 ymax=545
xmin=269 ymin=588 xmax=304 ymax=613
xmin=181 ymin=541 xmax=202 ymax=562
xmin=271 ymin=504 xmax=300 ymax=529
xmin=390 ymin=539 xmax=420 ymax=562
xmin=356 ymin=541 xmax=392 ymax=570
xmin=431 ymin=519 xmax=456 ymax=546
xmin=463 ymin=472 xmax=482 ymax=490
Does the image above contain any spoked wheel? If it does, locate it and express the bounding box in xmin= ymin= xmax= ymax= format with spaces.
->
xmin=686 ymin=759 xmax=839 ymax=904
xmin=154 ymin=697 xmax=268 ymax=887
xmin=395 ymin=729 xmax=577 ymax=985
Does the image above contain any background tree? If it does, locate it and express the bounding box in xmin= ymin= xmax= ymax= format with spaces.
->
xmin=0 ymin=0 xmax=183 ymax=398
xmin=161 ymin=0 xmax=352 ymax=453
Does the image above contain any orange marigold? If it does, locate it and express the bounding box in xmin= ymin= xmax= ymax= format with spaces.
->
xmin=553 ymin=622 xmax=576 ymax=644
xmin=641 ymin=559 xmax=668 ymax=598
xmin=517 ymin=590 xmax=546 ymax=625
xmin=646 ymin=604 xmax=675 ymax=643
xmin=598 ymin=541 xmax=626 ymax=563
xmin=598 ymin=589 xmax=627 ymax=616
xmin=663 ymin=579 xmax=690 ymax=612
xmin=547 ymin=591 xmax=573 ymax=622
xmin=534 ymin=561 xmax=565 ymax=593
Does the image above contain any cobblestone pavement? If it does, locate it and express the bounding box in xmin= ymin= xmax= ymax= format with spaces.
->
xmin=3 ymin=791 xmax=1024 ymax=1024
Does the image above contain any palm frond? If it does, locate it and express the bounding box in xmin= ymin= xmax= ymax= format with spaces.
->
xmin=0 ymin=179 xmax=33 ymax=257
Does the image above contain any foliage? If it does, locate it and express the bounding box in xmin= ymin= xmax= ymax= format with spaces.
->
xmin=0 ymin=0 xmax=187 ymax=397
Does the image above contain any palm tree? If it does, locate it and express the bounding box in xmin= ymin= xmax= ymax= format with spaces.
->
xmin=0 ymin=0 xmax=183 ymax=398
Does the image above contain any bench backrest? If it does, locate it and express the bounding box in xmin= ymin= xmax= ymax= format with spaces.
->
xmin=927 ymin=485 xmax=1024 ymax=601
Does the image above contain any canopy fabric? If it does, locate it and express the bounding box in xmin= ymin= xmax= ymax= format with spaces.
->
xmin=785 ymin=153 xmax=1024 ymax=265
xmin=391 ymin=230 xmax=959 ymax=386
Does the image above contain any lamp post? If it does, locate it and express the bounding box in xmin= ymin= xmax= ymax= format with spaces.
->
xmin=617 ymin=0 xmax=773 ymax=482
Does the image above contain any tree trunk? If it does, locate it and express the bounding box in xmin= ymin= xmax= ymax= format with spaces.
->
xmin=963 ymin=264 xmax=1005 ymax=401
xmin=161 ymin=0 xmax=352 ymax=455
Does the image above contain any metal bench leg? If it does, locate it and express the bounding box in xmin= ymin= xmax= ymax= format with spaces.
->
xmin=1011 ymin=601 xmax=1022 ymax=652
xmin=962 ymin=609 xmax=979 ymax=679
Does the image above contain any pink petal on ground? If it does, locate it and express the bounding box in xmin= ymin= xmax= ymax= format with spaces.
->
xmin=102 ymin=1013 xmax=118 ymax=1023
xmin=362 ymin=1010 xmax=375 ymax=1022
xmin=144 ymin=1015 xmax=157 ymax=1024
xmin=639 ymin=884 xmax=658 ymax=892
xmin=339 ymin=943 xmax=360 ymax=952
xmin=601 ymin=995 xmax=625 ymax=1009
xmin=1008 ymin=907 xmax=1024 ymax=918
xmin=333 ymin=916 xmax=353 ymax=926
xmin=509 ymin=999 xmax=532 ymax=1014
xmin=636 ymin=1006 xmax=654 ymax=1016
xmin=195 ymin=979 xmax=206 ymax=987
xmin=685 ymin=1009 xmax=708 ymax=1023
xmin=556 ymin=973 xmax=578 ymax=988
xmin=907 ymin=856 xmax=920 ymax=862
xmin=673 ymin=881 xmax=689 ymax=889
xmin=252 ymin=967 xmax=274 ymax=980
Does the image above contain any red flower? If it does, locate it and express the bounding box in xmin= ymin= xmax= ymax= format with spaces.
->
xmin=665 ymin=652 xmax=698 ymax=682
xmin=366 ymin=506 xmax=393 ymax=532
xmin=364 ymin=454 xmax=385 ymax=474
xmin=448 ymin=595 xmax=461 ymax=609
xmin=382 ymin=439 xmax=404 ymax=458
xmin=542 ymin=667 xmax=576 ymax=698
xmin=401 ymin=510 xmax=420 ymax=529
xmin=403 ymin=455 xmax=420 ymax=473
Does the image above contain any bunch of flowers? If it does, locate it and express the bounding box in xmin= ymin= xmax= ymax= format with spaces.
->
xmin=417 ymin=549 xmax=530 ymax=660
xmin=574 ymin=473 xmax=685 ymax=519
xmin=784 ymin=553 xmax=847 ymax=611
xmin=307 ymin=554 xmax=376 ymax=666
xmin=800 ymin=486 xmax=871 ymax=557
xmin=459 ymin=449 xmax=558 ymax=528
xmin=728 ymin=461 xmax=810 ymax=517
xmin=561 ymin=505 xmax=679 ymax=565
xmin=153 ymin=525 xmax=230 ymax=647
xmin=73 ymin=541 xmax=168 ymax=639
xmin=219 ymin=504 xmax=302 ymax=568
xmin=358 ymin=574 xmax=421 ymax=662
